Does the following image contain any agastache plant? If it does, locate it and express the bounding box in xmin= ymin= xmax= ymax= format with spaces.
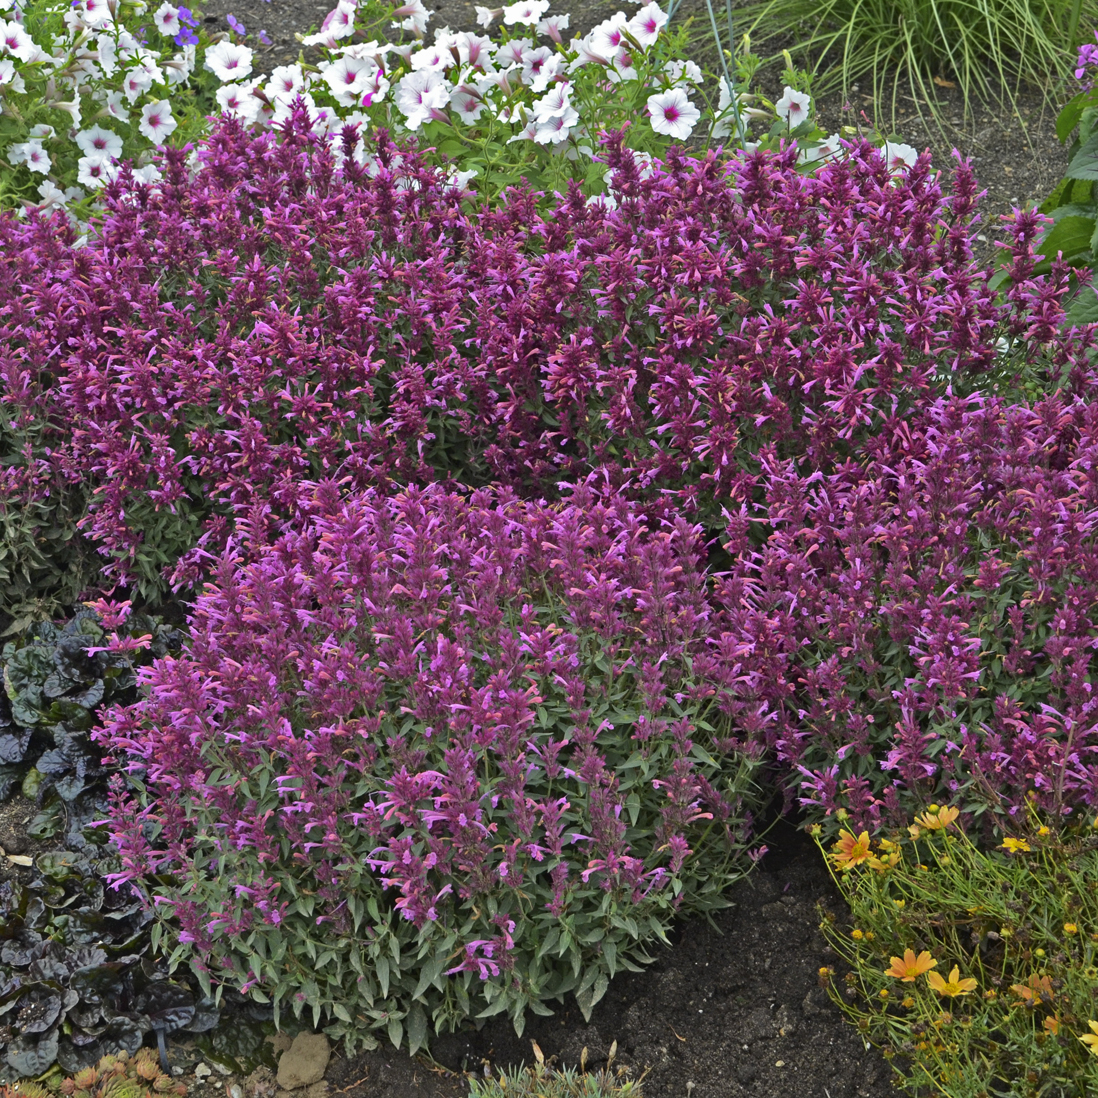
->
xmin=1 ymin=110 xmax=1087 ymax=616
xmin=92 ymin=481 xmax=762 ymax=1053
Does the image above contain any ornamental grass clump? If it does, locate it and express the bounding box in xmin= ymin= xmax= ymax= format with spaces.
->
xmin=817 ymin=805 xmax=1098 ymax=1097
xmin=92 ymin=481 xmax=764 ymax=1053
xmin=0 ymin=108 xmax=1083 ymax=618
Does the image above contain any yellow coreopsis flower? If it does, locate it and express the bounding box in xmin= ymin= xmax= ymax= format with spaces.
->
xmin=914 ymin=804 xmax=960 ymax=831
xmin=1010 ymin=974 xmax=1054 ymax=1006
xmin=1079 ymin=1020 xmax=1098 ymax=1057
xmin=927 ymin=966 xmax=977 ymax=998
xmin=1001 ymin=837 xmax=1031 ymax=854
xmin=885 ymin=949 xmax=938 ymax=983
xmin=831 ymin=829 xmax=872 ymax=871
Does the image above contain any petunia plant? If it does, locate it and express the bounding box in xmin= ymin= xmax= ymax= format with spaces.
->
xmin=0 ymin=0 xmax=229 ymax=219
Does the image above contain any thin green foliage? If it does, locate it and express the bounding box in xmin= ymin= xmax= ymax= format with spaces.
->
xmin=817 ymin=805 xmax=1098 ymax=1097
xmin=735 ymin=0 xmax=1097 ymax=122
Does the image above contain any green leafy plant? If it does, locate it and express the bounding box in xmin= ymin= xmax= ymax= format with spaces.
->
xmin=1026 ymin=32 xmax=1098 ymax=326
xmin=739 ymin=0 xmax=1096 ymax=121
xmin=816 ymin=805 xmax=1098 ymax=1097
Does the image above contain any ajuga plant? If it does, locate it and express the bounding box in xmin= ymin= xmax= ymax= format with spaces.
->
xmin=0 ymin=844 xmax=218 ymax=1080
xmin=93 ymin=481 xmax=765 ymax=1054
xmin=0 ymin=606 xmax=182 ymax=848
xmin=0 ymin=109 xmax=1087 ymax=615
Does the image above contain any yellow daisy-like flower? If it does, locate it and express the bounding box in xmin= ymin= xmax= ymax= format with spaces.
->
xmin=1079 ymin=1020 xmax=1098 ymax=1057
xmin=914 ymin=805 xmax=960 ymax=831
xmin=927 ymin=966 xmax=977 ymax=998
xmin=885 ymin=949 xmax=938 ymax=983
xmin=868 ymin=851 xmax=901 ymax=872
xmin=1010 ymin=974 xmax=1054 ymax=1006
xmin=1001 ymin=837 xmax=1031 ymax=854
xmin=831 ymin=829 xmax=872 ymax=871
xmin=1064 ymin=923 xmax=1079 ymax=935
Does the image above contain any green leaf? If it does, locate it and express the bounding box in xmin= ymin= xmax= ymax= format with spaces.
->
xmin=386 ymin=1010 xmax=404 ymax=1045
xmin=412 ymin=951 xmax=447 ymax=1001
xmin=1038 ymin=216 xmax=1095 ymax=264
xmin=1058 ymin=94 xmax=1089 ymax=143
xmin=376 ymin=954 xmax=390 ymax=999
xmin=406 ymin=1003 xmax=427 ymax=1055
xmin=1067 ymin=134 xmax=1098 ymax=180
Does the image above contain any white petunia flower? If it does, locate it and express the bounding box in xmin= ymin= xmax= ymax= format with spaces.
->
xmin=882 ymin=141 xmax=918 ymax=172
xmin=132 ymin=164 xmax=164 ymax=185
xmin=589 ymin=12 xmax=629 ymax=55
xmin=646 ymin=87 xmax=699 ymax=140
xmin=607 ymin=46 xmax=638 ymax=82
xmin=34 ymin=180 xmax=69 ymax=211
xmin=319 ymin=0 xmax=358 ymax=40
xmin=76 ymin=0 xmax=114 ymax=29
xmin=502 ymin=0 xmax=548 ymax=25
xmin=0 ymin=56 xmax=24 ymax=91
xmin=532 ymin=82 xmax=571 ymax=123
xmin=496 ymin=37 xmax=532 ymax=65
xmin=266 ymin=64 xmax=307 ymax=104
xmin=152 ymin=2 xmax=180 ymax=36
xmin=520 ymin=45 xmax=552 ymax=85
xmin=9 ymin=140 xmax=50 ymax=173
xmin=392 ymin=0 xmax=430 ymax=34
xmin=533 ymin=102 xmax=578 ymax=144
xmin=216 ymin=78 xmax=263 ymax=122
xmin=800 ymin=132 xmax=843 ymax=164
xmin=28 ymin=124 xmax=54 ymax=140
xmin=122 ymin=61 xmax=157 ymax=103
xmin=76 ymin=124 xmax=124 ymax=158
xmin=99 ymin=89 xmax=129 ymax=121
xmin=535 ymin=12 xmax=568 ymax=40
xmin=775 ymin=85 xmax=811 ymax=125
xmin=450 ymin=83 xmax=486 ymax=123
xmin=138 ymin=99 xmax=177 ymax=143
xmin=204 ymin=40 xmax=254 ymax=82
xmin=77 ymin=153 xmax=119 ymax=189
xmin=506 ymin=116 xmax=540 ymax=143
xmin=454 ymin=31 xmax=495 ymax=71
xmin=627 ymin=1 xmax=667 ymax=47
xmin=664 ymin=58 xmax=701 ymax=84
xmin=322 ymin=54 xmax=379 ymax=104
xmin=410 ymin=42 xmax=456 ymax=70
xmin=162 ymin=46 xmax=196 ymax=86
xmin=711 ymin=77 xmax=748 ymax=140
xmin=359 ymin=68 xmax=390 ymax=107
xmin=96 ymin=32 xmax=118 ymax=75
xmin=475 ymin=5 xmax=499 ymax=26
xmin=0 ymin=18 xmax=39 ymax=61
xmin=394 ymin=68 xmax=449 ymax=129
xmin=569 ymin=34 xmax=611 ymax=69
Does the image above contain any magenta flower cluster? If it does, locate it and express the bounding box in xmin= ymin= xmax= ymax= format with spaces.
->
xmin=6 ymin=106 xmax=1098 ymax=1045
xmin=1 ymin=114 xmax=1075 ymax=599
xmin=94 ymin=481 xmax=756 ymax=1046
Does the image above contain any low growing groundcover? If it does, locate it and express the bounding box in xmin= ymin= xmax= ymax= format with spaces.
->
xmin=4 ymin=1 xmax=1098 ymax=1096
